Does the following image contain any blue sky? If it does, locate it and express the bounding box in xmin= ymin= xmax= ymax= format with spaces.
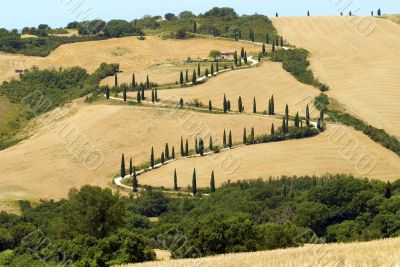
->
xmin=2 ymin=0 xmax=399 ymax=29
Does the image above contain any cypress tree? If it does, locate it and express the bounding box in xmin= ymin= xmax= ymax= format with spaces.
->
xmin=262 ymin=43 xmax=266 ymax=55
xmin=185 ymin=69 xmax=189 ymax=82
xmin=151 ymin=90 xmax=154 ymax=103
xmin=192 ymin=70 xmax=197 ymax=84
xmin=266 ymin=33 xmax=269 ymax=44
xmin=271 ymin=123 xmax=275 ymax=135
xmin=223 ymin=129 xmax=227 ymax=147
xmin=317 ymin=118 xmax=322 ymax=131
xmin=210 ymin=171 xmax=215 ymax=193
xmin=185 ymin=139 xmax=189 ymax=156
xmin=272 ymin=43 xmax=275 ymax=53
xmin=161 ymin=152 xmax=165 ymax=164
xmin=227 ymin=100 xmax=231 ymax=111
xmin=179 ymin=98 xmax=184 ymax=108
xmin=280 ymin=36 xmax=284 ymax=47
xmin=199 ymin=138 xmax=204 ymax=156
xmin=268 ymin=99 xmax=271 ymax=115
xmin=114 ymin=74 xmax=118 ymax=88
xmin=180 ymin=71 xmax=184 ymax=85
xmin=282 ymin=117 xmax=286 ymax=135
xmin=174 ymin=169 xmax=178 ymax=191
xmin=132 ymin=73 xmax=136 ymax=88
xmin=209 ymin=136 xmax=213 ymax=150
xmin=120 ymin=153 xmax=126 ymax=178
xmin=253 ymin=97 xmax=257 ymax=114
xmin=241 ymin=47 xmax=245 ymax=58
xmin=216 ymin=61 xmax=219 ymax=73
xmin=377 ymin=8 xmax=381 ymax=16
xmin=180 ymin=137 xmax=184 ymax=156
xmin=193 ymin=21 xmax=197 ymax=33
xmin=371 ymin=11 xmax=373 ymax=17
xmin=137 ymin=89 xmax=141 ymax=103
xmin=146 ymin=75 xmax=150 ymax=88
xmin=276 ymin=12 xmax=279 ymax=17
xmin=141 ymin=85 xmax=145 ymax=100
xmin=165 ymin=143 xmax=169 ymax=160
xmin=172 ymin=146 xmax=175 ymax=159
xmin=205 ymin=68 xmax=209 ymax=77
xmin=238 ymin=96 xmax=243 ymax=113
xmin=150 ymin=147 xmax=155 ymax=168
xmin=132 ymin=167 xmax=138 ymax=192
xmin=129 ymin=158 xmax=133 ymax=176
xmin=228 ymin=130 xmax=232 ymax=148
xmin=223 ymin=94 xmax=227 ymax=113
xmin=192 ymin=168 xmax=197 ymax=196
xmin=271 ymin=95 xmax=275 ymax=114
xmin=306 ymin=105 xmax=310 ymax=126
xmin=197 ymin=63 xmax=201 ymax=77
xmin=307 ymin=10 xmax=310 ymax=16
xmin=320 ymin=110 xmax=324 ymax=121
xmin=295 ymin=112 xmax=300 ymax=128
xmin=234 ymin=51 xmax=238 ymax=65
xmin=154 ymin=89 xmax=158 ymax=102
xmin=385 ymin=181 xmax=392 ymax=198
xmin=211 ymin=63 xmax=214 ymax=75
xmin=195 ymin=138 xmax=199 ymax=154
xmin=243 ymin=127 xmax=247 ymax=144
xmin=105 ymin=86 xmax=110 ymax=99
xmin=209 ymin=100 xmax=212 ymax=112
xmin=251 ymin=127 xmax=255 ymax=144
xmin=244 ymin=52 xmax=248 ymax=64
xmin=285 ymin=104 xmax=289 ymax=128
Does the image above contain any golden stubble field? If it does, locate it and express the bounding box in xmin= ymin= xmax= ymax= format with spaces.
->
xmin=126 ymin=237 xmax=400 ymax=267
xmin=152 ymin=61 xmax=319 ymax=116
xmin=273 ymin=16 xmax=400 ymax=138
xmin=0 ymin=35 xmax=260 ymax=83
xmin=0 ymin=100 xmax=279 ymax=203
xmin=138 ymin=123 xmax=400 ymax=190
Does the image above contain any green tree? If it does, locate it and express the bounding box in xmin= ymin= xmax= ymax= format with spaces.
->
xmin=0 ymin=228 xmax=13 ymax=251
xmin=216 ymin=61 xmax=219 ymax=72
xmin=244 ymin=52 xmax=248 ymax=64
xmin=234 ymin=51 xmax=238 ymax=65
xmin=197 ymin=63 xmax=201 ymax=76
xmin=161 ymin=152 xmax=165 ymax=164
xmin=192 ymin=168 xmax=197 ymax=196
xmin=209 ymin=100 xmax=212 ymax=112
xmin=192 ymin=70 xmax=197 ymax=84
xmin=385 ymin=181 xmax=392 ymax=199
xmin=209 ymin=50 xmax=221 ymax=59
xmin=195 ymin=138 xmax=199 ymax=154
xmin=280 ymin=36 xmax=284 ymax=47
xmin=132 ymin=167 xmax=138 ymax=192
xmin=193 ymin=20 xmax=197 ymax=33
xmin=285 ymin=104 xmax=289 ymax=129
xmin=151 ymin=89 xmax=155 ymax=103
xmin=121 ymin=153 xmax=126 ymax=178
xmin=282 ymin=117 xmax=286 ymax=135
xmin=295 ymin=112 xmax=300 ymax=128
xmin=228 ymin=130 xmax=233 ymax=148
xmin=179 ymin=98 xmax=184 ymax=108
xmin=123 ymin=85 xmax=127 ymax=101
xmin=271 ymin=123 xmax=275 ymax=135
xmin=172 ymin=146 xmax=175 ymax=159
xmin=223 ymin=94 xmax=227 ymax=113
xmin=210 ymin=171 xmax=216 ymax=193
xmin=253 ymin=97 xmax=257 ymax=113
xmin=150 ymin=147 xmax=155 ymax=168
xmin=266 ymin=33 xmax=269 ymax=44
xmin=185 ymin=69 xmax=189 ymax=82
xmin=185 ymin=139 xmax=189 ymax=156
xmin=211 ymin=63 xmax=214 ymax=75
xmin=241 ymin=47 xmax=245 ymax=58
xmin=272 ymin=43 xmax=275 ymax=53
xmin=114 ymin=74 xmax=118 ymax=88
xmin=209 ymin=136 xmax=213 ymax=150
xmin=174 ymin=169 xmax=178 ymax=191
xmin=180 ymin=71 xmax=184 ymax=85
xmin=306 ymin=104 xmax=310 ymax=126
xmin=62 ymin=185 xmax=125 ymax=238
xmin=268 ymin=99 xmax=272 ymax=115
xmin=243 ymin=127 xmax=247 ymax=144
xmin=238 ymin=96 xmax=243 ymax=112
xmin=137 ymin=89 xmax=141 ymax=103
xmin=223 ymin=129 xmax=227 ymax=147
xmin=180 ymin=137 xmax=184 ymax=156
xmin=307 ymin=10 xmax=310 ymax=16
xmin=165 ymin=143 xmax=169 ymax=160
xmin=251 ymin=127 xmax=255 ymax=144
xmin=146 ymin=75 xmax=150 ymax=88
xmin=262 ymin=43 xmax=266 ymax=55
xmin=105 ymin=86 xmax=110 ymax=99
xmin=132 ymin=73 xmax=136 ymax=88
xmin=141 ymin=85 xmax=145 ymax=100
xmin=205 ymin=68 xmax=209 ymax=77
xmin=271 ymin=95 xmax=275 ymax=114
xmin=199 ymin=138 xmax=205 ymax=156
xmin=154 ymin=89 xmax=158 ymax=102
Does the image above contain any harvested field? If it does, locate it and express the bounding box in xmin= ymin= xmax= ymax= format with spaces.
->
xmin=126 ymin=237 xmax=400 ymax=267
xmin=139 ymin=124 xmax=400 ymax=189
xmin=273 ymin=16 xmax=400 ymax=137
xmin=0 ymin=36 xmax=260 ymax=83
xmin=137 ymin=61 xmax=319 ymax=116
xmin=0 ymin=100 xmax=279 ymax=203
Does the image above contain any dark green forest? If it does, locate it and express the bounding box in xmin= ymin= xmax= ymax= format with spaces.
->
xmin=1 ymin=175 xmax=399 ymax=266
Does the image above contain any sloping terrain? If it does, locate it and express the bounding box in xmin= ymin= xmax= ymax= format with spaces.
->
xmin=273 ymin=16 xmax=400 ymax=138
xmin=128 ymin=237 xmax=400 ymax=267
xmin=0 ymin=36 xmax=260 ymax=83
xmin=139 ymin=124 xmax=400 ymax=189
xmin=149 ymin=61 xmax=319 ymax=115
xmin=0 ymin=100 xmax=279 ymax=202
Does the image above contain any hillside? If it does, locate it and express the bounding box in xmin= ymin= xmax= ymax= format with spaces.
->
xmin=273 ymin=16 xmax=400 ymax=138
xmin=127 ymin=237 xmax=400 ymax=267
xmin=0 ymin=35 xmax=260 ymax=83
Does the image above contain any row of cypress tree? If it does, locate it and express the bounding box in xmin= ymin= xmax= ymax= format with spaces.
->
xmin=173 ymin=168 xmax=216 ymax=195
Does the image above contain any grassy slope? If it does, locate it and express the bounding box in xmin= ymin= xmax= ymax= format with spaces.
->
xmin=128 ymin=237 xmax=400 ymax=267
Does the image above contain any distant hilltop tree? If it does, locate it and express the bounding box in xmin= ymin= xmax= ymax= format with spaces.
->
xmin=377 ymin=8 xmax=381 ymax=16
